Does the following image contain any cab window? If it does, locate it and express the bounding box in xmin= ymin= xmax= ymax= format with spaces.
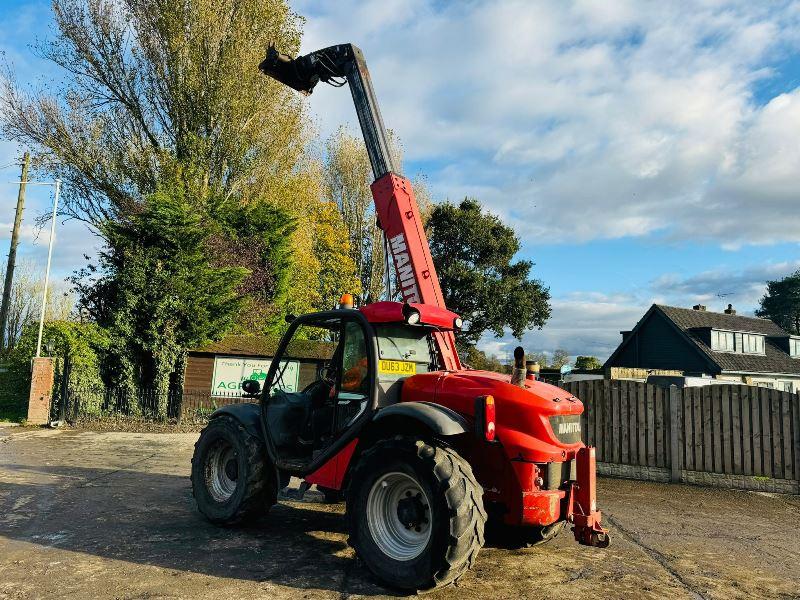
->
xmin=341 ymin=321 xmax=369 ymax=395
xmin=375 ymin=324 xmax=436 ymax=373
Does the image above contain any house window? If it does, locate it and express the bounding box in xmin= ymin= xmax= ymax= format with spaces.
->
xmin=711 ymin=330 xmax=734 ymax=351
xmin=790 ymin=338 xmax=800 ymax=358
xmin=739 ymin=333 xmax=765 ymax=355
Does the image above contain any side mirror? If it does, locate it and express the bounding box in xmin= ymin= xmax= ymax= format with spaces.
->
xmin=241 ymin=379 xmax=262 ymax=397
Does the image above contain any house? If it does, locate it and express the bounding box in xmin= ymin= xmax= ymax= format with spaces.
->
xmin=604 ymin=304 xmax=800 ymax=392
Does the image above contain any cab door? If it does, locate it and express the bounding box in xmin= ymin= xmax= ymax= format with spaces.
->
xmin=261 ymin=311 xmax=375 ymax=472
xmin=334 ymin=320 xmax=371 ymax=434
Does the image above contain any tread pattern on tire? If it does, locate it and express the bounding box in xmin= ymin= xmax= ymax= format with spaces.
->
xmin=190 ymin=415 xmax=274 ymax=525
xmin=347 ymin=436 xmax=487 ymax=590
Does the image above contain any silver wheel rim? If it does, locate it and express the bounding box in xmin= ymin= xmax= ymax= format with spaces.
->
xmin=205 ymin=439 xmax=238 ymax=503
xmin=367 ymin=471 xmax=432 ymax=561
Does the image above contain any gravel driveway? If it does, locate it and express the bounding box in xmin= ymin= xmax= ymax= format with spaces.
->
xmin=1 ymin=426 xmax=798 ymax=599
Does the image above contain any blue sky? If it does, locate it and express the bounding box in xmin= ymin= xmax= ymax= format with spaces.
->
xmin=2 ymin=0 xmax=800 ymax=361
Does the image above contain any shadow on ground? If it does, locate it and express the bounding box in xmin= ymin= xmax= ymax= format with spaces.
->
xmin=0 ymin=463 xmax=404 ymax=597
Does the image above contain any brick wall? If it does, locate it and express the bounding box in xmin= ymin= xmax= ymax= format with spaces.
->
xmin=27 ymin=357 xmax=54 ymax=425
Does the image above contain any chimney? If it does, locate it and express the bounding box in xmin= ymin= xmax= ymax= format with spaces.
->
xmin=692 ymin=304 xmax=706 ymax=311
xmin=724 ymin=304 xmax=736 ymax=315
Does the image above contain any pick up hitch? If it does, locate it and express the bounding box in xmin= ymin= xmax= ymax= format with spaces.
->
xmin=566 ymin=446 xmax=611 ymax=548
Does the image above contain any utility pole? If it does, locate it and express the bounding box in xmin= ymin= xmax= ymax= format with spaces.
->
xmin=0 ymin=152 xmax=30 ymax=350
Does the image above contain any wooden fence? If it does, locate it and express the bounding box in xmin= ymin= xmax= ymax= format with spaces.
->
xmin=559 ymin=380 xmax=800 ymax=492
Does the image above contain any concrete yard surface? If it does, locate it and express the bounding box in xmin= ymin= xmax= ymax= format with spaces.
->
xmin=1 ymin=426 xmax=799 ymax=599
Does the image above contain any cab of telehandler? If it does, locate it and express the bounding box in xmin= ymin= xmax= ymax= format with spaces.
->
xmin=245 ymin=303 xmax=442 ymax=473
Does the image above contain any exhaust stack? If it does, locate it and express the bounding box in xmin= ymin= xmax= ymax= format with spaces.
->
xmin=510 ymin=346 xmax=526 ymax=387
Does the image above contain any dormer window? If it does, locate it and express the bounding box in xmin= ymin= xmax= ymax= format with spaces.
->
xmin=710 ymin=329 xmax=765 ymax=354
xmin=739 ymin=333 xmax=764 ymax=354
xmin=711 ymin=330 xmax=734 ymax=351
xmin=790 ymin=337 xmax=800 ymax=358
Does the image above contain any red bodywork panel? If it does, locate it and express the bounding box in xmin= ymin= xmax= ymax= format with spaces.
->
xmin=305 ymin=439 xmax=358 ymax=489
xmin=404 ymin=369 xmax=584 ymax=463
xmin=371 ymin=172 xmax=460 ymax=371
xmin=359 ymin=301 xmax=461 ymax=329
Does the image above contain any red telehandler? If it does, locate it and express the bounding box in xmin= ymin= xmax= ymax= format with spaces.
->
xmin=190 ymin=43 xmax=609 ymax=591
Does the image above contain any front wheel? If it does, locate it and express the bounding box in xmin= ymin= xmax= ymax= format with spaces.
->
xmin=346 ymin=437 xmax=486 ymax=590
xmin=191 ymin=415 xmax=276 ymax=525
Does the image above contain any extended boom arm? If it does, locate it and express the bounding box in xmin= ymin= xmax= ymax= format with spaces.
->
xmin=260 ymin=44 xmax=461 ymax=370
xmin=260 ymin=44 xmax=396 ymax=178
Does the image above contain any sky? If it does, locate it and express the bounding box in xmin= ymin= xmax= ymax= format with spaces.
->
xmin=2 ymin=0 xmax=800 ymax=362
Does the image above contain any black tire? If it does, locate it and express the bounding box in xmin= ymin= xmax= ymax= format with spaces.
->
xmin=488 ymin=520 xmax=566 ymax=549
xmin=191 ymin=415 xmax=276 ymax=525
xmin=346 ymin=436 xmax=486 ymax=591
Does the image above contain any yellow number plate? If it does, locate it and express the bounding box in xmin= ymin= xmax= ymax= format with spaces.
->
xmin=378 ymin=360 xmax=416 ymax=376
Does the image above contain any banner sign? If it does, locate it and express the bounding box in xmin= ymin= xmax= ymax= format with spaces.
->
xmin=211 ymin=356 xmax=299 ymax=396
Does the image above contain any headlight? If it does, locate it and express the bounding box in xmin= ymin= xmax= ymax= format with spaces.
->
xmin=406 ymin=310 xmax=421 ymax=324
xmin=453 ymin=317 xmax=463 ymax=329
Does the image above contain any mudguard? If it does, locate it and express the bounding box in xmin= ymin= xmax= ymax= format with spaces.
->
xmin=209 ymin=402 xmax=263 ymax=440
xmin=373 ymin=401 xmax=469 ymax=436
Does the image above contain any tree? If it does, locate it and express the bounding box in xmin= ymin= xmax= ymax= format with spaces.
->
xmin=1 ymin=0 xmax=323 ymax=322
xmin=312 ymin=201 xmax=362 ymax=310
xmin=323 ymin=127 xmax=387 ymax=304
xmin=426 ymin=198 xmax=551 ymax=348
xmin=463 ymin=346 xmax=505 ymax=373
xmin=574 ymin=355 xmax=602 ymax=370
xmin=527 ymin=351 xmax=548 ymax=368
xmin=756 ymin=270 xmax=800 ymax=335
xmin=2 ymin=0 xmax=343 ymax=385
xmin=550 ymin=349 xmax=570 ymax=370
xmin=1 ymin=320 xmax=107 ymax=422
xmin=1 ymin=0 xmax=309 ymax=226
xmin=71 ymin=185 xmax=289 ymax=418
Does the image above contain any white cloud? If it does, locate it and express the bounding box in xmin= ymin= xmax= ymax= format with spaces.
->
xmin=0 ymin=221 xmax=40 ymax=243
xmin=292 ymin=0 xmax=800 ymax=245
xmin=477 ymin=291 xmax=645 ymax=362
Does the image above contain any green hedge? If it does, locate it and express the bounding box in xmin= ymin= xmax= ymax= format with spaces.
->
xmin=0 ymin=321 xmax=109 ymax=422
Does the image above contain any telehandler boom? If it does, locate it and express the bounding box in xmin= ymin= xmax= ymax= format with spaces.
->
xmin=260 ymin=43 xmax=461 ymax=370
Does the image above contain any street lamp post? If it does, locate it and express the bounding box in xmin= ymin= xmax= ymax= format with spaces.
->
xmin=35 ymin=179 xmax=61 ymax=357
xmin=2 ymin=177 xmax=64 ymax=357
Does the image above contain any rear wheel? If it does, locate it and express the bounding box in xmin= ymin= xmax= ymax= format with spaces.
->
xmin=346 ymin=437 xmax=486 ymax=590
xmin=191 ymin=415 xmax=276 ymax=525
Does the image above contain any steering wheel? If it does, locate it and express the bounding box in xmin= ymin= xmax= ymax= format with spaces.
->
xmin=317 ymin=363 xmax=337 ymax=386
xmin=301 ymin=364 xmax=336 ymax=394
